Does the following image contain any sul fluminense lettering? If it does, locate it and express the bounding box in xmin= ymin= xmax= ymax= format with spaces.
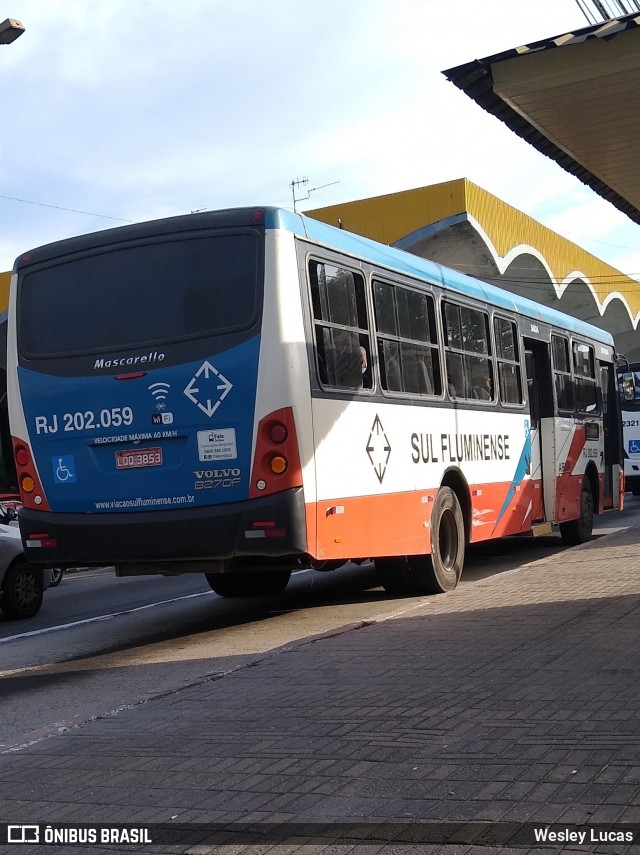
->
xmin=411 ymin=432 xmax=511 ymax=464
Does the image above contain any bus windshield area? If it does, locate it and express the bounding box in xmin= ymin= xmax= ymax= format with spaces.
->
xmin=18 ymin=231 xmax=261 ymax=358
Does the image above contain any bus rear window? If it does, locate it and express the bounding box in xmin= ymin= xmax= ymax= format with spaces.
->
xmin=18 ymin=232 xmax=261 ymax=357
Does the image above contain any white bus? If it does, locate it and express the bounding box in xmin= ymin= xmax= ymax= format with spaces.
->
xmin=7 ymin=207 xmax=624 ymax=596
xmin=618 ymin=361 xmax=640 ymax=495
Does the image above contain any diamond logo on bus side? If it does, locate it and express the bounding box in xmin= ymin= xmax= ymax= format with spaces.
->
xmin=183 ymin=361 xmax=233 ymax=417
xmin=366 ymin=414 xmax=391 ymax=484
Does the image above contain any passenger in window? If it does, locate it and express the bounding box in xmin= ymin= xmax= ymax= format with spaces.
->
xmin=472 ymin=370 xmax=492 ymax=400
xmin=359 ymin=346 xmax=368 ymax=377
xmin=355 ymin=345 xmax=373 ymax=390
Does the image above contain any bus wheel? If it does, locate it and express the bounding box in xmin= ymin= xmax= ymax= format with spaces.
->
xmin=376 ymin=487 xmax=465 ymax=596
xmin=375 ymin=557 xmax=413 ymax=595
xmin=414 ymin=486 xmax=465 ymax=594
xmin=560 ymin=479 xmax=594 ymax=545
xmin=1 ymin=561 xmax=44 ymax=619
xmin=205 ymin=570 xmax=291 ymax=598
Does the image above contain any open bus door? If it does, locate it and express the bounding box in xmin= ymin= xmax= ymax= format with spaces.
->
xmin=524 ymin=339 xmax=552 ymax=526
xmin=600 ymin=360 xmax=623 ymax=509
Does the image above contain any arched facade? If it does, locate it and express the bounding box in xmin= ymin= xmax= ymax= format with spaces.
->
xmin=3 ymin=180 xmax=640 ymax=359
xmin=307 ymin=178 xmax=640 ymax=361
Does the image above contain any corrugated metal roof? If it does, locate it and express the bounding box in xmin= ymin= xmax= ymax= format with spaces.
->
xmin=442 ymin=13 xmax=640 ymax=226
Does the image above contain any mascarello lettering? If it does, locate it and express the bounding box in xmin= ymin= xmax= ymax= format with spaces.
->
xmin=94 ymin=352 xmax=165 ymax=370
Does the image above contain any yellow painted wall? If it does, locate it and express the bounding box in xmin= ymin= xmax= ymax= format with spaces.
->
xmin=307 ymin=178 xmax=640 ymax=316
xmin=463 ymin=181 xmax=640 ymax=311
xmin=0 ymin=271 xmax=10 ymax=314
xmin=4 ymin=181 xmax=639 ymax=321
xmin=307 ymin=178 xmax=468 ymax=246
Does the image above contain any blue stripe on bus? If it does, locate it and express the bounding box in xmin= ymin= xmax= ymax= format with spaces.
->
xmin=493 ymin=425 xmax=532 ymax=530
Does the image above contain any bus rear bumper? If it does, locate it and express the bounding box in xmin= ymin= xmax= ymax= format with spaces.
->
xmin=18 ymin=488 xmax=308 ymax=572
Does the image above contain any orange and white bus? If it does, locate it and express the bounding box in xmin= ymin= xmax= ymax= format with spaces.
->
xmin=6 ymin=207 xmax=623 ymax=596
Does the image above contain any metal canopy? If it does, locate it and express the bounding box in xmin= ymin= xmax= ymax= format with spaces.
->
xmin=443 ymin=13 xmax=640 ymax=226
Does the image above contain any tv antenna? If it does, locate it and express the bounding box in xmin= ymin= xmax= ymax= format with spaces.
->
xmin=290 ymin=177 xmax=340 ymax=212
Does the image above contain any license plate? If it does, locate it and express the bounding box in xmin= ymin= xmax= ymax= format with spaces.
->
xmin=115 ymin=447 xmax=163 ymax=470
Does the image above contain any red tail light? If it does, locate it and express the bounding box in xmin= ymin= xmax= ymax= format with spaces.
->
xmin=249 ymin=407 xmax=302 ymax=499
xmin=12 ymin=439 xmax=50 ymax=511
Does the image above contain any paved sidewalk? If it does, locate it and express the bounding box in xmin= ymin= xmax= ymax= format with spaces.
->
xmin=2 ymin=526 xmax=640 ymax=854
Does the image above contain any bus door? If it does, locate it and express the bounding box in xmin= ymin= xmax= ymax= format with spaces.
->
xmin=524 ymin=338 xmax=553 ymax=524
xmin=599 ymin=361 xmax=622 ymax=509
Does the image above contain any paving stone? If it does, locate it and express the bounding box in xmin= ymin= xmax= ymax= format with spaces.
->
xmin=4 ymin=526 xmax=640 ymax=853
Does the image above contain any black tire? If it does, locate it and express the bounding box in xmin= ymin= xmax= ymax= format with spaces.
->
xmin=205 ymin=569 xmax=291 ymax=598
xmin=49 ymin=568 xmax=64 ymax=587
xmin=1 ymin=561 xmax=44 ymax=619
xmin=414 ymin=486 xmax=465 ymax=594
xmin=560 ymin=478 xmax=594 ymax=545
xmin=375 ymin=487 xmax=465 ymax=596
xmin=375 ymin=556 xmax=413 ymax=595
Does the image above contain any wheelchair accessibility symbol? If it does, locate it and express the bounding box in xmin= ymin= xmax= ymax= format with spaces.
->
xmin=53 ymin=455 xmax=77 ymax=484
xmin=629 ymin=440 xmax=640 ymax=455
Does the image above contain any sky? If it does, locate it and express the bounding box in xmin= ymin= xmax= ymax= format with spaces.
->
xmin=1 ymin=0 xmax=640 ymax=279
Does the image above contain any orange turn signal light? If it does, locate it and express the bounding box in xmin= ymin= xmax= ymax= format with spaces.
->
xmin=270 ymin=455 xmax=287 ymax=475
xmin=21 ymin=474 xmax=35 ymax=493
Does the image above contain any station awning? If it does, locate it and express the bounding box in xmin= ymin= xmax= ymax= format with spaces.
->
xmin=443 ymin=14 xmax=640 ymax=226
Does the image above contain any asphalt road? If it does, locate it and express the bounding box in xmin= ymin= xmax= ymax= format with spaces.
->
xmin=1 ymin=498 xmax=638 ymax=752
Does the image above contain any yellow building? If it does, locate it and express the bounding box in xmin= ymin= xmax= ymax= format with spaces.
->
xmin=3 ymin=179 xmax=639 ymax=359
xmin=0 ymin=270 xmax=9 ymax=319
xmin=307 ymin=178 xmax=640 ymax=361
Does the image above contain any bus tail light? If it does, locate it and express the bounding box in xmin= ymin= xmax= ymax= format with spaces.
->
xmin=26 ymin=532 xmax=58 ymax=549
xmin=270 ymin=455 xmax=287 ymax=475
xmin=249 ymin=407 xmax=302 ymax=499
xmin=245 ymin=520 xmax=287 ymax=538
xmin=12 ymin=439 xmax=50 ymax=511
xmin=15 ymin=446 xmax=29 ymax=467
xmin=269 ymin=423 xmax=288 ymax=444
xmin=20 ymin=474 xmax=35 ymax=493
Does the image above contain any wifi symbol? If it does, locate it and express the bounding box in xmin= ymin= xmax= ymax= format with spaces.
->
xmin=149 ymin=382 xmax=171 ymax=403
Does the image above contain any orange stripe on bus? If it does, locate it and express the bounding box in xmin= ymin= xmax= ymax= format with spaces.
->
xmin=305 ymin=478 xmax=547 ymax=561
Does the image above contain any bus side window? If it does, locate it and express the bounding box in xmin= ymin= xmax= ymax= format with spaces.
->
xmin=378 ymin=339 xmax=403 ymax=392
xmin=372 ymin=278 xmax=441 ymax=396
xmin=446 ymin=352 xmax=465 ymax=399
xmin=309 ymin=260 xmax=372 ymax=391
xmin=416 ymin=355 xmax=434 ymax=395
xmin=552 ymin=334 xmax=574 ymax=412
xmin=334 ymin=333 xmax=365 ymax=388
xmin=573 ymin=341 xmax=598 ymax=414
xmin=494 ymin=316 xmax=523 ymax=405
xmin=443 ymin=302 xmax=492 ymax=401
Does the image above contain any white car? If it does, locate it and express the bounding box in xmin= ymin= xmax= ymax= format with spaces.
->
xmin=0 ymin=511 xmax=52 ymax=619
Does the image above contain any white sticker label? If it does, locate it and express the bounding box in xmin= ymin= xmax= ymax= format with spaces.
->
xmin=197 ymin=428 xmax=237 ymax=461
